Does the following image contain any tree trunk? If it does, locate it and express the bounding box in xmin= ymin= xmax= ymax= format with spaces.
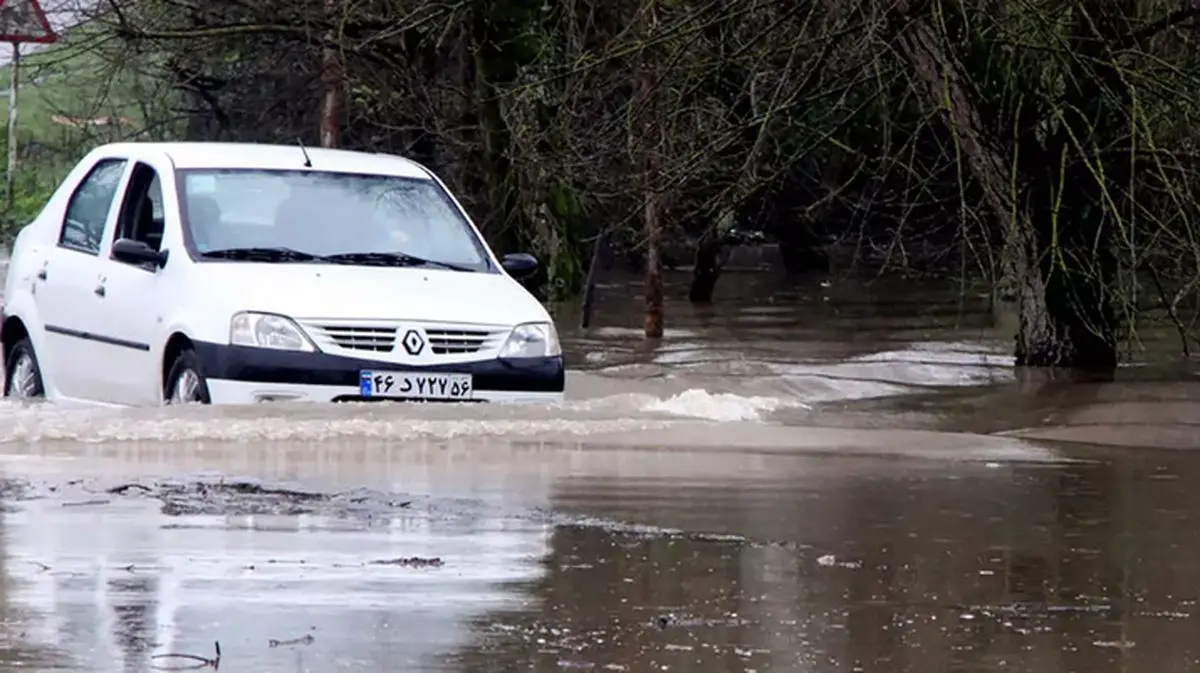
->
xmin=688 ymin=232 xmax=722 ymax=303
xmin=1009 ymin=3 xmax=1138 ymax=370
xmin=318 ymin=0 xmax=344 ymax=148
xmin=640 ymin=0 xmax=664 ymax=338
xmin=468 ymin=2 xmax=523 ymax=254
xmin=776 ymin=218 xmax=827 ymax=275
xmin=891 ymin=5 xmax=1119 ymax=370
xmin=644 ymin=177 xmax=665 ymax=338
xmin=1015 ymin=201 xmax=1119 ymax=369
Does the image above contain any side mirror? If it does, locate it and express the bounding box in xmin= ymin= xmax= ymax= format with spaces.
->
xmin=112 ymin=238 xmax=168 ymax=269
xmin=501 ymin=252 xmax=538 ymax=278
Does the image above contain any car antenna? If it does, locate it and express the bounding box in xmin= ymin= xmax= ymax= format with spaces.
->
xmin=296 ymin=138 xmax=313 ymax=168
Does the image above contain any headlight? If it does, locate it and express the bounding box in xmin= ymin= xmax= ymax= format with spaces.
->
xmin=499 ymin=321 xmax=561 ymax=358
xmin=229 ymin=312 xmax=316 ymax=351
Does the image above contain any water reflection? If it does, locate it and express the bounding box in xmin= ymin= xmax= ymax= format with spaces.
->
xmin=456 ymin=450 xmax=1200 ymax=672
xmin=109 ymin=575 xmax=157 ymax=671
xmin=0 ymin=491 xmax=551 ymax=672
xmin=0 ymin=487 xmax=73 ymax=670
xmin=3 ymin=446 xmax=1200 ymax=671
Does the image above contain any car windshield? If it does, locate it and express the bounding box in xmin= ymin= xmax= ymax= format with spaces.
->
xmin=177 ymin=169 xmax=491 ymax=271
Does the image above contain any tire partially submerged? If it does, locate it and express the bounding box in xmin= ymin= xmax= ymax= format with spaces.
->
xmin=4 ymin=338 xmax=44 ymax=400
xmin=164 ymin=349 xmax=212 ymax=405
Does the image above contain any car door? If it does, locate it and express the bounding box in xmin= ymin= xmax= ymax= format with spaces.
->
xmin=34 ymin=158 xmax=131 ymax=402
xmin=91 ymin=158 xmax=176 ymax=406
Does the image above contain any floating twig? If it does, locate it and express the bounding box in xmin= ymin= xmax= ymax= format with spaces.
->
xmin=62 ymin=499 xmax=109 ymax=507
xmin=268 ymin=633 xmax=315 ymax=648
xmin=150 ymin=640 xmax=221 ymax=670
xmin=108 ymin=483 xmax=153 ymax=495
xmin=369 ymin=556 xmax=444 ymax=568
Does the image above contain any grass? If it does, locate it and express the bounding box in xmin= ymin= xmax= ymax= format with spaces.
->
xmin=0 ymin=23 xmax=157 ymax=138
xmin=0 ymin=20 xmax=180 ymax=238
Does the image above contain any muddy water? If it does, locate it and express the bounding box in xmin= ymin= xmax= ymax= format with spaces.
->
xmin=0 ymin=270 xmax=1199 ymax=672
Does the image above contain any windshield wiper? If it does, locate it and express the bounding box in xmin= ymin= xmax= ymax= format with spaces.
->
xmin=322 ymin=251 xmax=473 ymax=272
xmin=199 ymin=247 xmax=327 ymax=263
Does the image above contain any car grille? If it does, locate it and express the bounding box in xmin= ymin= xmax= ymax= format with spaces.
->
xmin=301 ymin=321 xmax=506 ymax=355
xmin=307 ymin=324 xmax=397 ymax=352
xmin=424 ymin=328 xmax=499 ymax=355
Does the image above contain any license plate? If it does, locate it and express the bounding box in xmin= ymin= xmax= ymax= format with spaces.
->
xmin=359 ymin=371 xmax=473 ymax=400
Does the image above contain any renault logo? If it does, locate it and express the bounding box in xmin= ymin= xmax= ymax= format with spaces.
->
xmin=401 ymin=329 xmax=425 ymax=355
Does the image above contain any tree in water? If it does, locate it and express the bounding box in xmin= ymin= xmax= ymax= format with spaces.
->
xmin=891 ymin=0 xmax=1198 ymax=371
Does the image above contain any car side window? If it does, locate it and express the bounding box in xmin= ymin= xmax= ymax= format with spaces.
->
xmin=60 ymin=159 xmax=128 ymax=255
xmin=113 ymin=162 xmax=166 ymax=254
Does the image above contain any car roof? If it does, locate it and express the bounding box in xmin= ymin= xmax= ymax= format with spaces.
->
xmin=95 ymin=142 xmax=433 ymax=179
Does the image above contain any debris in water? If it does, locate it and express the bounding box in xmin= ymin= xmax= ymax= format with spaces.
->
xmin=150 ymin=640 xmax=221 ymax=670
xmin=268 ymin=632 xmax=315 ymax=648
xmin=62 ymin=499 xmax=109 ymax=507
xmin=816 ymin=554 xmax=861 ymax=568
xmin=103 ymin=479 xmax=415 ymax=519
xmin=1138 ymin=610 xmax=1190 ymax=619
xmin=369 ymin=556 xmax=444 ymax=568
xmin=663 ymin=644 xmax=693 ymax=652
xmin=107 ymin=483 xmax=153 ymax=495
xmin=1092 ymin=640 xmax=1135 ymax=649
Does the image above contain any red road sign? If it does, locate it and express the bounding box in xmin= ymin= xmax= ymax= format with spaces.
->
xmin=0 ymin=0 xmax=55 ymax=44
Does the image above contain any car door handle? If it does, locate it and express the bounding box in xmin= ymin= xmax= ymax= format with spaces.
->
xmin=36 ymin=269 xmax=46 ymax=280
xmin=94 ymin=285 xmax=106 ymax=297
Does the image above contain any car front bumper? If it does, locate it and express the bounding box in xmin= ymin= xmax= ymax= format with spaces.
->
xmin=191 ymin=341 xmax=565 ymax=405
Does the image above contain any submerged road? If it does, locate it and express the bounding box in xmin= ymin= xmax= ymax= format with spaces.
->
xmin=0 ymin=426 xmax=1194 ymax=673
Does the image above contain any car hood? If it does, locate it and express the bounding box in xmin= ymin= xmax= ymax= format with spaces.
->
xmin=199 ymin=263 xmax=549 ymax=326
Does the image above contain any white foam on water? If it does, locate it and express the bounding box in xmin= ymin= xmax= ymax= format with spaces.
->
xmin=0 ymin=348 xmax=986 ymax=444
xmin=0 ymin=418 xmax=684 ymax=443
xmin=764 ymin=375 xmax=915 ymax=404
xmin=760 ymin=341 xmax=1014 ymax=391
xmin=0 ymin=338 xmax=1017 ymax=444
xmin=0 ymin=405 xmax=678 ymax=443
xmin=564 ymin=369 xmax=898 ymax=416
xmin=571 ymin=340 xmax=1013 ymax=415
xmin=847 ymin=341 xmax=1012 ymax=365
xmin=640 ymin=389 xmax=800 ymax=422
xmin=0 ymin=389 xmax=816 ymax=445
xmin=0 ymin=387 xmax=805 ymax=443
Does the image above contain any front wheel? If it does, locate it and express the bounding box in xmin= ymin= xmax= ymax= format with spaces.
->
xmin=4 ymin=338 xmax=45 ymax=400
xmin=164 ymin=349 xmax=212 ymax=405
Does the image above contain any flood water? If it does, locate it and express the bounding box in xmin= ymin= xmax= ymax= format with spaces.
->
xmin=2 ymin=269 xmax=1200 ymax=672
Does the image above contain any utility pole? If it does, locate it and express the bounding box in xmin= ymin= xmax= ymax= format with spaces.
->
xmin=0 ymin=0 xmax=59 ymax=212
xmin=6 ymin=42 xmax=18 ymax=210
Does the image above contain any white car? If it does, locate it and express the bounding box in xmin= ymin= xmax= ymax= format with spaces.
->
xmin=0 ymin=142 xmax=565 ymax=406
